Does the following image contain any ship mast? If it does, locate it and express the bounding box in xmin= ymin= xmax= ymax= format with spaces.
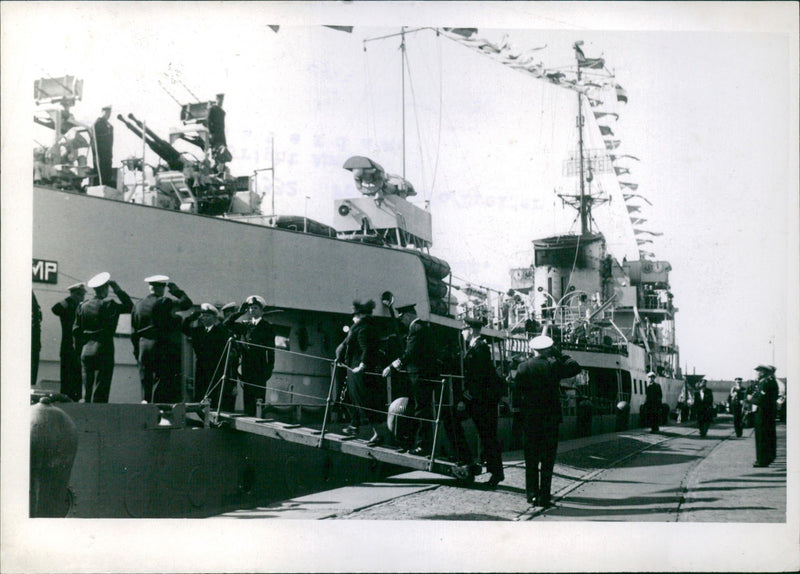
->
xmin=556 ymin=41 xmax=609 ymax=235
xmin=576 ymin=44 xmax=590 ymax=235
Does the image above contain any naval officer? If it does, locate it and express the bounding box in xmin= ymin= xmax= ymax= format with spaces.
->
xmin=51 ymin=282 xmax=87 ymax=401
xmin=93 ymin=105 xmax=114 ymax=186
xmin=181 ymin=303 xmax=235 ymax=409
xmin=338 ymin=300 xmax=385 ymax=446
xmin=750 ymin=364 xmax=779 ymax=467
xmin=382 ymin=303 xmax=439 ymax=456
xmin=458 ymin=317 xmax=505 ymax=487
xmin=224 ymin=296 xmax=276 ymax=416
xmin=514 ymin=335 xmax=581 ymax=507
xmin=693 ymin=379 xmax=715 ymax=437
xmin=728 ymin=377 xmax=746 ymax=438
xmin=131 ymin=275 xmax=193 ymax=403
xmin=643 ymin=371 xmax=663 ymax=432
xmin=73 ymin=272 xmax=133 ymax=402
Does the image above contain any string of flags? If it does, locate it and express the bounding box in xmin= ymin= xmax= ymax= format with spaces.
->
xmin=440 ymin=28 xmax=660 ymax=259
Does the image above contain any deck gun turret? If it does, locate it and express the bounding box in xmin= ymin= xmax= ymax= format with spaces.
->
xmin=118 ymin=113 xmax=185 ymax=171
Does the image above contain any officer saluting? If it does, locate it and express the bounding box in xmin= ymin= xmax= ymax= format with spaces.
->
xmin=223 ymin=296 xmax=276 ymax=416
xmin=515 ymin=335 xmax=580 ymax=507
xmin=131 ymin=275 xmax=193 ymax=403
xmin=73 ymin=272 xmax=132 ymax=403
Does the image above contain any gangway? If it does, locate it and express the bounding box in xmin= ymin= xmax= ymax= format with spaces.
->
xmin=212 ymin=411 xmax=480 ymax=481
xmin=195 ymin=336 xmax=482 ymax=484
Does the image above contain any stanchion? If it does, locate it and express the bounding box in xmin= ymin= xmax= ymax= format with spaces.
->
xmin=318 ymin=362 xmax=341 ymax=447
xmin=215 ymin=337 xmax=234 ymax=419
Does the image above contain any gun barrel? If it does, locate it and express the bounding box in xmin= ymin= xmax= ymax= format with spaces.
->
xmin=117 ymin=114 xmax=145 ymax=139
xmin=123 ymin=113 xmax=184 ymax=170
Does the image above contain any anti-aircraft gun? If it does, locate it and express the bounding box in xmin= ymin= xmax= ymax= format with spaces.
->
xmin=118 ymin=110 xmax=252 ymax=215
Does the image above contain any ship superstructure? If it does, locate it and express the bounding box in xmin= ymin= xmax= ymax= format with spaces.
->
xmin=505 ymin=41 xmax=683 ymax=416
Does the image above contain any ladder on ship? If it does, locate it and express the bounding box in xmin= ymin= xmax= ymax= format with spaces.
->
xmin=197 ymin=338 xmax=481 ymax=484
xmin=212 ymin=410 xmax=478 ymax=482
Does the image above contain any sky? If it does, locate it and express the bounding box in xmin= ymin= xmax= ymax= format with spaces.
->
xmin=5 ymin=2 xmax=799 ymax=382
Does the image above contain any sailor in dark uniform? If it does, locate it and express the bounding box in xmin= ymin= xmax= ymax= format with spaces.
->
xmin=51 ymin=282 xmax=87 ymax=401
xmin=457 ymin=317 xmax=505 ymax=487
xmin=207 ymin=93 xmax=230 ymax=171
xmin=693 ymin=379 xmax=714 ymax=437
xmin=32 ymin=292 xmax=43 ymax=386
xmin=515 ymin=335 xmax=581 ymax=507
xmin=750 ymin=364 xmax=779 ymax=467
xmin=181 ymin=303 xmax=234 ymax=409
xmin=131 ymin=275 xmax=193 ymax=403
xmin=643 ymin=371 xmax=663 ymax=432
xmin=93 ymin=105 xmax=114 ymax=186
xmin=73 ymin=272 xmax=133 ymax=403
xmin=382 ymin=303 xmax=439 ymax=456
xmin=728 ymin=377 xmax=746 ymax=438
xmin=338 ymin=300 xmax=385 ymax=446
xmin=224 ymin=295 xmax=275 ymax=416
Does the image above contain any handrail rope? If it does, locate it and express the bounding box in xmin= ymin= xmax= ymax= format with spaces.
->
xmin=232 ymin=339 xmax=338 ymax=363
xmin=220 ymin=340 xmax=466 ymax=385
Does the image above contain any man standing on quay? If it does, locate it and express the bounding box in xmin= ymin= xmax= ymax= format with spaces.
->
xmin=728 ymin=377 xmax=746 ymax=438
xmin=750 ymin=365 xmax=779 ymax=467
xmin=643 ymin=371 xmax=663 ymax=433
xmin=515 ymin=335 xmax=580 ymax=507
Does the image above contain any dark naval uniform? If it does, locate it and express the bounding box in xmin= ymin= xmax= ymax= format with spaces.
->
xmin=451 ymin=336 xmax=504 ymax=477
xmin=751 ymin=370 xmax=779 ymax=466
xmin=93 ymin=114 xmax=114 ymax=186
xmin=208 ymin=103 xmax=226 ymax=149
xmin=74 ymin=287 xmax=133 ymax=403
xmin=515 ymin=346 xmax=580 ymax=505
xmin=181 ymin=312 xmax=234 ymax=409
xmin=225 ymin=311 xmax=275 ymax=416
xmin=644 ymin=379 xmax=663 ymax=432
xmin=339 ymin=316 xmax=384 ymax=429
xmin=398 ymin=317 xmax=439 ymax=453
xmin=132 ymin=286 xmax=193 ymax=403
xmin=31 ymin=293 xmax=43 ymax=386
xmin=728 ymin=383 xmax=746 ymax=438
xmin=51 ymin=295 xmax=84 ymax=401
xmin=693 ymin=386 xmax=715 ymax=437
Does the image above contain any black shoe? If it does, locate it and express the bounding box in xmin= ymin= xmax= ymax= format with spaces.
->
xmin=539 ymin=499 xmax=554 ymax=508
xmin=527 ymin=496 xmax=537 ymax=506
xmin=753 ymin=462 xmax=769 ymax=468
xmin=341 ymin=425 xmax=359 ymax=436
xmin=410 ymin=446 xmax=429 ymax=457
xmin=487 ymin=474 xmax=504 ymax=488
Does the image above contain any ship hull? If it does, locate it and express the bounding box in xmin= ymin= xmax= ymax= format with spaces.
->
xmin=32 ymin=187 xmax=682 ymax=517
xmin=58 ymin=402 xmax=402 ymax=518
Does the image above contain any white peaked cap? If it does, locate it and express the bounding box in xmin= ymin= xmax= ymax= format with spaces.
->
xmin=529 ymin=335 xmax=554 ymax=351
xmin=87 ymin=272 xmax=110 ymax=289
xmin=145 ymin=275 xmax=170 ymax=283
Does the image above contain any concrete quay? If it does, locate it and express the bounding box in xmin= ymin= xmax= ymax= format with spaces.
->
xmin=216 ymin=416 xmax=786 ymax=523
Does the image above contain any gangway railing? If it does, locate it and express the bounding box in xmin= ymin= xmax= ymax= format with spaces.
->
xmin=199 ymin=337 xmax=471 ymax=476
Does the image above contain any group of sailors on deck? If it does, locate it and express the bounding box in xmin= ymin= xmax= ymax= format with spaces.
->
xmin=42 ymin=272 xmax=586 ymax=502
